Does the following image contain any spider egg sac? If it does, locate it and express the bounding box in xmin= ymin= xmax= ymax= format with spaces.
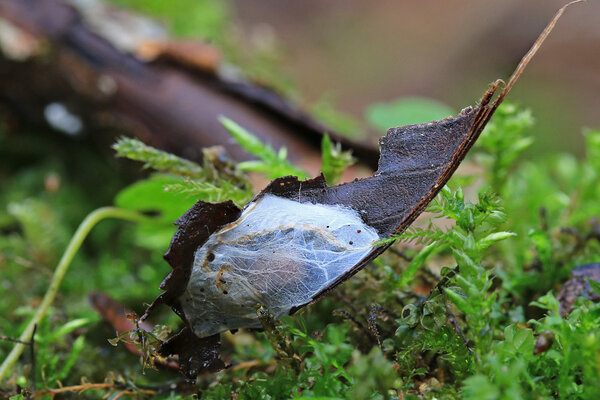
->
xmin=179 ymin=194 xmax=380 ymax=338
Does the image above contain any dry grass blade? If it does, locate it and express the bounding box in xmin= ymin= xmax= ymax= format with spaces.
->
xmin=493 ymin=0 xmax=586 ymax=108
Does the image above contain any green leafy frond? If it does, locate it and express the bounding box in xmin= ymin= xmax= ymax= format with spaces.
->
xmin=220 ymin=116 xmax=308 ymax=179
xmin=112 ymin=137 xmax=202 ymax=177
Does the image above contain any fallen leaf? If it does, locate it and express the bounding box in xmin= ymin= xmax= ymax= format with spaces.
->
xmin=142 ymin=1 xmax=584 ymax=380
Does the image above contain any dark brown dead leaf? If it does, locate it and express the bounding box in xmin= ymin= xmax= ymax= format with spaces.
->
xmin=142 ymin=200 xmax=241 ymax=321
xmin=262 ymin=91 xmax=498 ymax=305
xmin=557 ymin=263 xmax=600 ymax=316
xmin=142 ymin=1 xmax=583 ymax=380
xmin=158 ymin=328 xmax=225 ymax=382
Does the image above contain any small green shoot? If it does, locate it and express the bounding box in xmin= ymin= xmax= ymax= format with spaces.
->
xmin=321 ymin=134 xmax=355 ymax=185
xmin=219 ymin=116 xmax=308 ymax=179
xmin=476 ymin=103 xmax=534 ymax=192
xmin=113 ymin=137 xmax=203 ymax=177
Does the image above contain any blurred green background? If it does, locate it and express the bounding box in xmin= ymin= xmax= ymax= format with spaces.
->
xmin=102 ymin=0 xmax=600 ymax=157
xmin=230 ymin=0 xmax=599 ymax=156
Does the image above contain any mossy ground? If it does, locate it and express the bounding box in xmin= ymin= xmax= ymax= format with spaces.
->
xmin=2 ymin=1 xmax=600 ymax=398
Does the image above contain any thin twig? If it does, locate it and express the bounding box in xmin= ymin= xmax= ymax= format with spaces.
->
xmin=29 ymin=324 xmax=37 ymax=392
xmin=0 ymin=336 xmax=31 ymax=345
xmin=230 ymin=360 xmax=264 ymax=372
xmin=492 ymin=0 xmax=585 ymax=109
xmin=32 ymin=382 xmax=155 ymax=398
xmin=112 ymin=390 xmax=137 ymax=400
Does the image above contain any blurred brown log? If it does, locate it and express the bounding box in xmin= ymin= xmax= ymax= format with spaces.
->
xmin=0 ymin=0 xmax=379 ymax=173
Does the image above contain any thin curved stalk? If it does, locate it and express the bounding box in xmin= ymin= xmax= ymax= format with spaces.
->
xmin=0 ymin=207 xmax=147 ymax=381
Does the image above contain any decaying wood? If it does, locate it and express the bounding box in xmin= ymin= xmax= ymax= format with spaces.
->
xmin=0 ymin=0 xmax=379 ymax=171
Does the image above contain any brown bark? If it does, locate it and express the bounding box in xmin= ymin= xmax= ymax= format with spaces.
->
xmin=0 ymin=0 xmax=379 ymax=172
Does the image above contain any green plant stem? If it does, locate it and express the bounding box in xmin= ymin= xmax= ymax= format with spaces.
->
xmin=0 ymin=207 xmax=147 ymax=382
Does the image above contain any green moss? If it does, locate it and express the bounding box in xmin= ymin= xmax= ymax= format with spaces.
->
xmin=2 ymin=57 xmax=600 ymax=399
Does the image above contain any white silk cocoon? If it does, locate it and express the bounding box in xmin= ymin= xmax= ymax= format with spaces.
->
xmin=180 ymin=194 xmax=379 ymax=337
